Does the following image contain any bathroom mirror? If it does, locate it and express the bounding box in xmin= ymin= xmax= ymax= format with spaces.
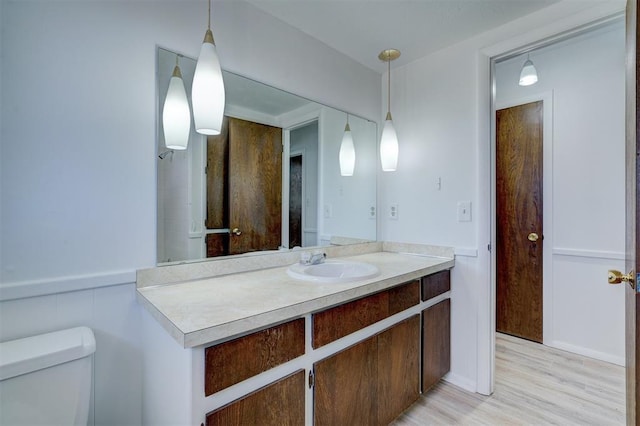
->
xmin=157 ymin=47 xmax=377 ymax=264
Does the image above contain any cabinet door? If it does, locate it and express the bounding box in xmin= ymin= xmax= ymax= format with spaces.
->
xmin=422 ymin=299 xmax=451 ymax=392
xmin=314 ymin=336 xmax=378 ymax=426
xmin=206 ymin=370 xmax=305 ymax=426
xmin=377 ymin=315 xmax=420 ymax=425
xmin=314 ymin=316 xmax=421 ymax=426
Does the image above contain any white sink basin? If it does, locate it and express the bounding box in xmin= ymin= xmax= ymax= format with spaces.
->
xmin=287 ymin=259 xmax=380 ymax=283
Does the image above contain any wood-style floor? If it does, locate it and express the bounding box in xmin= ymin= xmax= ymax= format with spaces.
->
xmin=392 ymin=333 xmax=625 ymax=425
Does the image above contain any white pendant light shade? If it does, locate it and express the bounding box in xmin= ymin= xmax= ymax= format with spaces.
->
xmin=162 ymin=64 xmax=191 ymax=150
xmin=519 ymin=58 xmax=538 ymax=86
xmin=192 ymin=29 xmax=225 ymax=135
xmin=380 ymin=112 xmax=399 ymax=172
xmin=339 ymin=123 xmax=356 ymax=176
xmin=379 ymin=49 xmax=401 ymax=172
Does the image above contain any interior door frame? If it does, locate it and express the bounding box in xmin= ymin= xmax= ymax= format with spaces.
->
xmin=478 ymin=11 xmax=625 ymax=395
xmin=281 ymin=109 xmax=321 ymax=249
xmin=494 ymin=93 xmax=554 ymax=346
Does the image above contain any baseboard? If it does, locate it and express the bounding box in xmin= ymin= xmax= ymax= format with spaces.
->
xmin=442 ymin=372 xmax=477 ymax=393
xmin=549 ymin=340 xmax=625 ymax=367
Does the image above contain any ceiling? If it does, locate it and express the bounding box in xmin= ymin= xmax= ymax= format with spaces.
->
xmin=245 ymin=0 xmax=561 ymax=72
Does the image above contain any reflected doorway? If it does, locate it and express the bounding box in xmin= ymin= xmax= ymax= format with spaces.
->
xmin=289 ymin=154 xmax=303 ymax=248
xmin=288 ymin=121 xmax=319 ymax=249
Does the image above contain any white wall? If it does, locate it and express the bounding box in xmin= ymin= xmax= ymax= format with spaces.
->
xmin=0 ymin=283 xmax=142 ymax=426
xmin=320 ymin=107 xmax=378 ymax=242
xmin=378 ymin=0 xmax=626 ymax=393
xmin=495 ymin=22 xmax=625 ymax=364
xmin=0 ymin=1 xmax=380 ymax=424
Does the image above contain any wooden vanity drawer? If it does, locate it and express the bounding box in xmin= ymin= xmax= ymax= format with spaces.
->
xmin=312 ymin=280 xmax=420 ymax=348
xmin=204 ymin=318 xmax=305 ymax=396
xmin=421 ymin=269 xmax=450 ymax=301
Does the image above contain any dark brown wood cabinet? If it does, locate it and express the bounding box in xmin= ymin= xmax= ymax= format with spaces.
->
xmin=204 ymin=319 xmax=305 ymax=395
xmin=422 ymin=299 xmax=451 ymax=392
xmin=314 ymin=315 xmax=421 ymax=426
xmin=201 ymin=269 xmax=451 ymax=425
xmin=422 ymin=269 xmax=451 ymax=301
xmin=206 ymin=370 xmax=305 ymax=426
xmin=314 ymin=334 xmax=378 ymax=426
xmin=377 ymin=315 xmax=421 ymax=425
xmin=313 ymin=280 xmax=420 ymax=348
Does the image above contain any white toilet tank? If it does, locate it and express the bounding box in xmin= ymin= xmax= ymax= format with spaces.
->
xmin=0 ymin=326 xmax=96 ymax=426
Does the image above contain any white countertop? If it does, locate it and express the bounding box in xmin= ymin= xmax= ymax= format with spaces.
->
xmin=137 ymin=250 xmax=454 ymax=348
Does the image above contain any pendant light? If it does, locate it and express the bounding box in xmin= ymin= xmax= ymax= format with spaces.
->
xmin=192 ymin=0 xmax=225 ymax=135
xmin=379 ymin=49 xmax=400 ymax=172
xmin=162 ymin=55 xmax=191 ymax=150
xmin=339 ymin=114 xmax=356 ymax=176
xmin=518 ymin=54 xmax=538 ymax=86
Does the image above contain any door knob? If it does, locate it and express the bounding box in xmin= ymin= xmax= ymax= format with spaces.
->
xmin=230 ymin=228 xmax=242 ymax=236
xmin=608 ymin=269 xmax=635 ymax=287
xmin=527 ymin=232 xmax=539 ymax=242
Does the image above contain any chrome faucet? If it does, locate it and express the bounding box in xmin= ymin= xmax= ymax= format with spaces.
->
xmin=300 ymin=251 xmax=326 ymax=265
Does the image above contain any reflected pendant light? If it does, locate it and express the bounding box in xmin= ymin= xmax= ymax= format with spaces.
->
xmin=192 ymin=0 xmax=225 ymax=135
xmin=339 ymin=115 xmax=356 ymax=176
xmin=162 ymin=56 xmax=191 ymax=150
xmin=519 ymin=54 xmax=538 ymax=86
xmin=379 ymin=49 xmax=400 ymax=172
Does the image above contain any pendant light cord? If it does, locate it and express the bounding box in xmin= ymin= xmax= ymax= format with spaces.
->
xmin=387 ymin=52 xmax=391 ymax=114
xmin=208 ymin=0 xmax=211 ymax=30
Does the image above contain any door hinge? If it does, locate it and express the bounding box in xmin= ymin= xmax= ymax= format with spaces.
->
xmin=308 ymin=369 xmax=315 ymax=388
xmin=488 ymin=243 xmax=492 ymax=252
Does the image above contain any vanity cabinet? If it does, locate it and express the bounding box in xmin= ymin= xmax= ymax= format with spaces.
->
xmin=314 ymin=315 xmax=420 ymax=426
xmin=422 ymin=270 xmax=451 ymax=392
xmin=206 ymin=370 xmax=305 ymax=426
xmin=138 ymin=248 xmax=454 ymax=426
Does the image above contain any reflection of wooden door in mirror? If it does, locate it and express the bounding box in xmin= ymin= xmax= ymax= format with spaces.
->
xmin=205 ymin=117 xmax=282 ymax=256
xmin=205 ymin=117 xmax=282 ymax=257
xmin=289 ymin=155 xmax=303 ymax=248
xmin=228 ymin=118 xmax=282 ymax=255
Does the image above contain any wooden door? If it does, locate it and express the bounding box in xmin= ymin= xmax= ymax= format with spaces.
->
xmin=289 ymin=155 xmax=303 ymax=248
xmin=314 ymin=337 xmax=378 ymax=426
xmin=496 ymin=101 xmax=544 ymax=343
xmin=228 ymin=118 xmax=282 ymax=255
xmin=626 ymin=1 xmax=640 ymax=423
